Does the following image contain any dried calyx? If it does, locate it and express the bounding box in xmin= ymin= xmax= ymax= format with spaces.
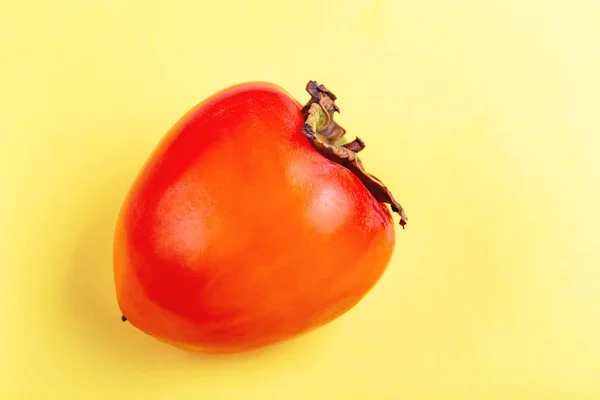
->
xmin=301 ymin=81 xmax=408 ymax=228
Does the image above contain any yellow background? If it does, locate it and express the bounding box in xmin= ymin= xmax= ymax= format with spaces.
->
xmin=1 ymin=0 xmax=599 ymax=398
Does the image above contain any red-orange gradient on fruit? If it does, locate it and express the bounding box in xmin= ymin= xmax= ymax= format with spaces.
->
xmin=113 ymin=82 xmax=396 ymax=353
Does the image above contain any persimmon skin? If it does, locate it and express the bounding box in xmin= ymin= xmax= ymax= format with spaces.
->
xmin=113 ymin=82 xmax=396 ymax=354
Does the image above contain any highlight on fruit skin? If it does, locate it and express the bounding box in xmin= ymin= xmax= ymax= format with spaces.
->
xmin=113 ymin=80 xmax=407 ymax=354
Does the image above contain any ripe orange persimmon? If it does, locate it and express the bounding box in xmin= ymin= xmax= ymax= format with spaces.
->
xmin=113 ymin=81 xmax=407 ymax=354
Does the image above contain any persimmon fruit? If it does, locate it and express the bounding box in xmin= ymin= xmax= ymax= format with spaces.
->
xmin=113 ymin=80 xmax=407 ymax=354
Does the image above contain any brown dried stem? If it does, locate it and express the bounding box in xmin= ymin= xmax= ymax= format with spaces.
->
xmin=301 ymin=81 xmax=407 ymax=228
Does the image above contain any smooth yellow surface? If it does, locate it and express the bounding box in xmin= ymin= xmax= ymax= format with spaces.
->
xmin=2 ymin=1 xmax=599 ymax=398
